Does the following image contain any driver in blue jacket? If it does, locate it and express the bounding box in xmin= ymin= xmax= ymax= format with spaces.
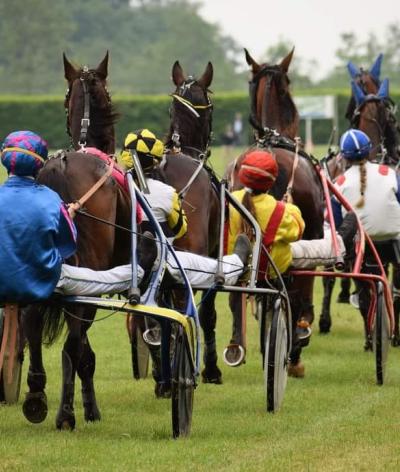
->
xmin=0 ymin=131 xmax=250 ymax=304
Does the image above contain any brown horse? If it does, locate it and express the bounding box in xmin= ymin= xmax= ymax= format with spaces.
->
xmin=320 ymin=56 xmax=400 ymax=340
xmin=226 ymin=48 xmax=325 ymax=374
xmin=161 ymin=61 xmax=222 ymax=383
xmin=21 ymin=52 xmax=132 ymax=430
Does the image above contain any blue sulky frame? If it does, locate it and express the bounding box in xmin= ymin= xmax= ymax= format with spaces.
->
xmin=62 ymin=172 xmax=200 ymax=438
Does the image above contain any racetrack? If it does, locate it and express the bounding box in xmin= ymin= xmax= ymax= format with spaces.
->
xmin=2 ymin=146 xmax=400 ymax=471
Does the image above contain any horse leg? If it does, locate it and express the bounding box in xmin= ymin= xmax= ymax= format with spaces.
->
xmin=223 ymin=292 xmax=246 ymax=366
xmin=21 ymin=306 xmax=48 ymax=423
xmin=288 ymin=278 xmax=315 ymax=378
xmin=56 ymin=314 xmax=83 ymax=430
xmin=199 ymin=290 xmax=222 ymax=384
xmin=337 ymin=277 xmax=351 ymax=303
xmin=319 ymin=272 xmax=335 ymax=334
xmin=391 ymin=265 xmax=400 ymax=347
xmin=288 ymin=289 xmax=305 ymax=377
xmin=77 ymin=329 xmax=101 ymax=422
xmin=355 ymin=279 xmax=373 ymax=351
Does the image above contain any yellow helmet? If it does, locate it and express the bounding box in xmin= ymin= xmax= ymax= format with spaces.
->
xmin=121 ymin=129 xmax=164 ymax=170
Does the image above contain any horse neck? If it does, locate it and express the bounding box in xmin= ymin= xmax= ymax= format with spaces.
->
xmin=257 ymin=85 xmax=299 ymax=139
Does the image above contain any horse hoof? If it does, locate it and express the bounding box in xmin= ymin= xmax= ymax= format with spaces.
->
xmin=22 ymin=392 xmax=48 ymax=424
xmin=364 ymin=340 xmax=373 ymax=352
xmin=56 ymin=408 xmax=76 ymax=430
xmin=318 ymin=318 xmax=331 ymax=334
xmin=154 ymin=382 xmax=171 ymax=399
xmin=336 ymin=293 xmax=350 ymax=304
xmin=201 ymin=366 xmax=223 ymax=384
xmin=223 ymin=344 xmax=246 ymax=367
xmin=296 ymin=319 xmax=312 ymax=340
xmin=84 ymin=407 xmax=101 ymax=422
xmin=288 ymin=360 xmax=305 ymax=378
xmin=391 ymin=337 xmax=400 ymax=347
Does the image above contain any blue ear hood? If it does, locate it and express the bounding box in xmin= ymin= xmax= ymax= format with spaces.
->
xmin=351 ymin=80 xmax=366 ymax=106
xmin=347 ymin=61 xmax=359 ymax=79
xmin=377 ymin=78 xmax=389 ymax=99
xmin=370 ymin=53 xmax=383 ymax=83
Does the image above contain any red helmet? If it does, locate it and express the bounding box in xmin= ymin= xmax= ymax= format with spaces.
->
xmin=238 ymin=150 xmax=278 ymax=191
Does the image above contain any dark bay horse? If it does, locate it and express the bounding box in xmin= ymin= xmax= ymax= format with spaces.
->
xmin=22 ymin=52 xmax=131 ymax=430
xmin=161 ymin=61 xmax=222 ymax=383
xmin=320 ymin=55 xmax=400 ymax=341
xmin=226 ymin=48 xmax=324 ymax=374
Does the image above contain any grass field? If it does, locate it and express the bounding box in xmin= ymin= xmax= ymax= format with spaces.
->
xmin=2 ymin=145 xmax=400 ymax=471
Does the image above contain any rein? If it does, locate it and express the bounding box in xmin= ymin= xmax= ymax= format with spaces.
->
xmin=67 ymin=159 xmax=115 ymax=217
xmin=64 ymin=66 xmax=112 ymax=150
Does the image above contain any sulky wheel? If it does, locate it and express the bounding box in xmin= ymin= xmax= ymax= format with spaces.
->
xmin=264 ymin=297 xmax=289 ymax=413
xmin=171 ymin=325 xmax=195 ymax=438
xmin=373 ymin=281 xmax=391 ymax=385
xmin=0 ymin=308 xmax=23 ymax=404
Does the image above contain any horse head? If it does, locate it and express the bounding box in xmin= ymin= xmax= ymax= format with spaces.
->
xmin=345 ymin=54 xmax=382 ymax=122
xmin=245 ymin=47 xmax=299 ymax=140
xmin=349 ymin=78 xmax=399 ymax=162
xmin=63 ymin=51 xmax=118 ymax=154
xmin=166 ymin=61 xmax=214 ymax=158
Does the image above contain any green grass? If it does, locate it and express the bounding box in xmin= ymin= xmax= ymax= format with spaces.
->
xmin=2 ymin=145 xmax=400 ymax=471
xmin=2 ymin=291 xmax=400 ymax=471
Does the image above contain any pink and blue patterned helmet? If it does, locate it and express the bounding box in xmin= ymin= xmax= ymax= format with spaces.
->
xmin=1 ymin=130 xmax=48 ymax=176
xmin=340 ymin=129 xmax=372 ymax=160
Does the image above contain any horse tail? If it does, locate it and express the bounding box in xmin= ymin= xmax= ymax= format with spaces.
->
xmin=41 ymin=302 xmax=66 ymax=346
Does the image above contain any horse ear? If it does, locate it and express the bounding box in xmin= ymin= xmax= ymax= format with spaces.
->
xmin=172 ymin=60 xmax=186 ymax=86
xmin=370 ymin=53 xmax=383 ymax=83
xmin=96 ymin=51 xmax=109 ymax=79
xmin=347 ymin=61 xmax=359 ymax=79
xmin=279 ymin=47 xmax=295 ymax=73
xmin=198 ymin=62 xmax=213 ymax=89
xmin=244 ymin=48 xmax=261 ymax=74
xmin=351 ymin=80 xmax=366 ymax=106
xmin=377 ymin=78 xmax=389 ymax=99
xmin=63 ymin=53 xmax=78 ymax=82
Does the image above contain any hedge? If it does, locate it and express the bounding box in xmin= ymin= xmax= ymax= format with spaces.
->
xmin=0 ymin=92 xmax=399 ymax=149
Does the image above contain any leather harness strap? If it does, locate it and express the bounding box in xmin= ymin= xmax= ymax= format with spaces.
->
xmin=67 ymin=159 xmax=115 ymax=217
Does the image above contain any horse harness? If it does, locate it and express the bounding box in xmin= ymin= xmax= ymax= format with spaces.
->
xmin=169 ymin=77 xmax=213 ymax=158
xmin=64 ymin=66 xmax=111 ymax=149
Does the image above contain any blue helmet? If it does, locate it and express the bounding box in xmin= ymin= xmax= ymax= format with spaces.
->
xmin=1 ymin=130 xmax=48 ymax=176
xmin=340 ymin=129 xmax=372 ymax=160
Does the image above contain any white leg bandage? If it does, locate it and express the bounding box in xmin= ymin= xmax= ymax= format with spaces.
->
xmin=167 ymin=252 xmax=244 ymax=286
xmin=290 ymin=233 xmax=345 ymax=269
xmin=56 ymin=264 xmax=144 ymax=296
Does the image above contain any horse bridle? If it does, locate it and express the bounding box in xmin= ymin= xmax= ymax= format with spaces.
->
xmin=64 ymin=66 xmax=111 ymax=149
xmin=351 ymin=94 xmax=396 ymax=163
xmin=169 ymin=77 xmax=213 ymax=158
xmin=249 ymin=65 xmax=282 ymax=137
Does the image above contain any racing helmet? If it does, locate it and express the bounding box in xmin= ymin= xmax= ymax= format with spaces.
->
xmin=238 ymin=150 xmax=278 ymax=192
xmin=340 ymin=129 xmax=372 ymax=161
xmin=121 ymin=129 xmax=164 ymax=171
xmin=1 ymin=130 xmax=48 ymax=176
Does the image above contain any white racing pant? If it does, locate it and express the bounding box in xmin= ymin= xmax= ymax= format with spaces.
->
xmin=55 ymin=252 xmax=244 ymax=296
xmin=290 ymin=232 xmax=345 ymax=269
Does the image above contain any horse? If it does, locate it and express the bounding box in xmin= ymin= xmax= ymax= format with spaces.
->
xmin=160 ymin=61 xmax=222 ymax=383
xmin=319 ymin=55 xmax=400 ymax=341
xmin=21 ymin=52 xmax=132 ymax=430
xmin=226 ymin=48 xmax=325 ymax=375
